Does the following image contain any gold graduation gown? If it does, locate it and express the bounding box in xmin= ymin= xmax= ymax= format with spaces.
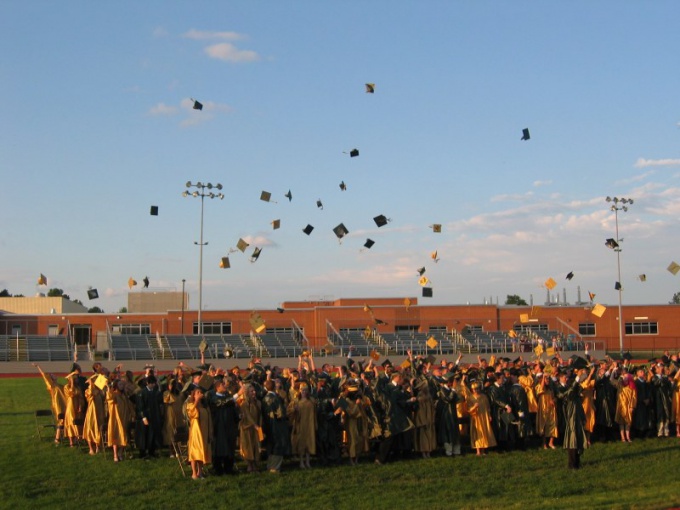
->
xmin=83 ymin=385 xmax=105 ymax=444
xmin=106 ymin=390 xmax=130 ymax=447
xmin=186 ymin=400 xmax=212 ymax=464
xmin=535 ymin=383 xmax=558 ymax=438
xmin=238 ymin=398 xmax=262 ymax=461
xmin=580 ymin=379 xmax=596 ymax=433
xmin=466 ymin=393 xmax=497 ymax=449
xmin=288 ymin=397 xmax=317 ymax=456
xmin=615 ymin=386 xmax=637 ymax=426
xmin=63 ymin=383 xmax=85 ymax=439
xmin=40 ymin=372 xmax=65 ymax=426
xmin=672 ymin=380 xmax=680 ymax=423
xmin=519 ymin=374 xmax=538 ymax=413
xmin=162 ymin=391 xmax=185 ymax=446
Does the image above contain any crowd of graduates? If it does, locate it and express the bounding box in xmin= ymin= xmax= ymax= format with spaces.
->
xmin=34 ymin=347 xmax=680 ymax=478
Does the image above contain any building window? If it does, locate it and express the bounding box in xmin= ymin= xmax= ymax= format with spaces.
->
xmin=395 ymin=325 xmax=419 ymax=333
xmin=115 ymin=324 xmax=151 ymax=335
xmin=194 ymin=322 xmax=232 ymax=335
xmin=429 ymin=326 xmax=447 ymax=333
xmin=513 ymin=323 xmax=548 ymax=333
xmin=47 ymin=324 xmax=60 ymax=336
xmin=578 ymin=323 xmax=596 ymax=336
xmin=625 ymin=322 xmax=658 ymax=335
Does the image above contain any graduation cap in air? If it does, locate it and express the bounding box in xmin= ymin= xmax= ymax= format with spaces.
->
xmin=348 ymin=148 xmax=359 ymax=158
xmin=430 ymin=224 xmax=442 ymax=233
xmin=37 ymin=273 xmax=47 ymax=286
xmin=249 ymin=312 xmax=266 ymax=334
xmin=143 ymin=276 xmax=150 ymax=288
xmin=219 ymin=257 xmax=230 ymax=269
xmin=614 ymin=281 xmax=622 ymax=290
xmin=521 ymin=128 xmax=530 ymax=141
xmin=303 ymin=224 xmax=314 ymax=235
xmin=638 ymin=274 xmax=647 ymax=282
xmin=260 ymin=191 xmax=275 ymax=203
xmin=191 ymin=99 xmax=203 ymax=111
xmin=431 ymin=250 xmax=439 ymax=263
xmin=232 ymin=238 xmax=250 ymax=253
xmin=667 ymin=261 xmax=680 ymax=275
xmin=150 ymin=205 xmax=158 ymax=216
xmin=339 ymin=181 xmax=347 ymax=191
xmin=285 ymin=190 xmax=293 ymax=202
xmin=374 ymin=317 xmax=387 ymax=326
xmin=333 ymin=223 xmax=349 ymax=239
xmin=363 ymin=239 xmax=375 ymax=250
xmin=365 ymin=83 xmax=375 ymax=93
xmin=605 ymin=238 xmax=619 ymax=250
xmin=316 ymin=199 xmax=323 ymax=210
xmin=373 ymin=215 xmax=390 ymax=227
xmin=422 ymin=287 xmax=433 ymax=298
xmin=591 ymin=303 xmax=606 ymax=318
xmin=87 ymin=288 xmax=99 ymax=300
xmin=569 ymin=355 xmax=589 ymax=370
xmin=588 ymin=291 xmax=596 ymax=301
xmin=418 ymin=276 xmax=430 ymax=286
xmin=544 ymin=277 xmax=557 ymax=290
xmin=276 ymin=307 xmax=285 ymax=313
xmin=417 ymin=267 xmax=426 ymax=276
xmin=250 ymin=247 xmax=262 ymax=263
xmin=272 ymin=219 xmax=281 ymax=230
xmin=566 ymin=271 xmax=574 ymax=280
xmin=128 ymin=277 xmax=137 ymax=289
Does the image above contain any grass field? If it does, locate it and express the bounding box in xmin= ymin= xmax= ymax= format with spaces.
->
xmin=1 ymin=377 xmax=679 ymax=510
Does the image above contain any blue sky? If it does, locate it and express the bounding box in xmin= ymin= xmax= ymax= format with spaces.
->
xmin=2 ymin=1 xmax=680 ymax=313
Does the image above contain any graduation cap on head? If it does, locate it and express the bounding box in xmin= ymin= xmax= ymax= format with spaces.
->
xmin=430 ymin=224 xmax=442 ymax=233
xmin=417 ymin=267 xmax=426 ymax=276
xmin=316 ymin=199 xmax=323 ymax=210
xmin=339 ymin=181 xmax=347 ymax=191
xmin=638 ymin=274 xmax=647 ymax=282
xmin=303 ymin=224 xmax=314 ymax=235
xmin=150 ymin=205 xmax=158 ymax=216
xmin=250 ymin=247 xmax=262 ymax=263
xmin=272 ymin=219 xmax=281 ymax=230
xmin=365 ymin=83 xmax=375 ymax=93
xmin=422 ymin=287 xmax=433 ymax=298
xmin=260 ymin=191 xmax=275 ymax=203
xmin=191 ymin=98 xmax=203 ymax=110
xmin=37 ymin=273 xmax=47 ymax=286
xmin=667 ymin=261 xmax=680 ymax=275
xmin=605 ymin=238 xmax=619 ymax=250
xmin=381 ymin=359 xmax=393 ymax=368
xmin=566 ymin=271 xmax=574 ymax=280
xmin=87 ymin=288 xmax=99 ymax=300
xmin=521 ymin=128 xmax=530 ymax=141
xmin=333 ymin=223 xmax=349 ymax=240
xmin=128 ymin=277 xmax=137 ymax=289
xmin=143 ymin=276 xmax=150 ymax=288
xmin=284 ymin=190 xmax=292 ymax=202
xmin=219 ymin=256 xmax=230 ymax=269
xmin=373 ymin=214 xmax=389 ymax=227
xmin=363 ymin=239 xmax=375 ymax=250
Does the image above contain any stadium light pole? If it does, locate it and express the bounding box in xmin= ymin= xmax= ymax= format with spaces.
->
xmin=605 ymin=196 xmax=633 ymax=357
xmin=183 ymin=181 xmax=224 ymax=335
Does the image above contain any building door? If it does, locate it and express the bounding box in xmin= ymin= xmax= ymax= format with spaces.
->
xmin=71 ymin=325 xmax=91 ymax=346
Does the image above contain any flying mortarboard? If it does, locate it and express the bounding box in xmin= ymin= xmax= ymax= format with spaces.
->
xmin=250 ymin=247 xmax=262 ymax=263
xmin=316 ymin=199 xmax=323 ymax=210
xmin=426 ymin=336 xmax=438 ymax=349
xmin=638 ymin=274 xmax=647 ymax=282
xmin=422 ymin=287 xmax=433 ymax=298
xmin=191 ymin=99 xmax=203 ymax=111
xmin=667 ymin=261 xmax=680 ymax=275
xmin=519 ymin=313 xmax=530 ymax=324
xmin=219 ymin=257 xmax=230 ymax=269
xmin=508 ymin=330 xmax=517 ymax=338
xmin=418 ymin=276 xmax=430 ymax=286
xmin=417 ymin=267 xmax=426 ymax=276
xmin=566 ymin=271 xmax=574 ymax=280
xmin=544 ymin=277 xmax=557 ymax=290
xmin=150 ymin=205 xmax=159 ymax=216
xmin=128 ymin=277 xmax=137 ymax=289
xmin=430 ymin=224 xmax=442 ymax=233
xmin=431 ymin=250 xmax=439 ymax=263
xmin=199 ymin=339 xmax=209 ymax=353
xmin=87 ymin=288 xmax=99 ymax=300
xmin=614 ymin=281 xmax=622 ymax=290
xmin=272 ymin=219 xmax=281 ymax=230
xmin=569 ymin=355 xmax=589 ymax=370
xmin=339 ymin=181 xmax=347 ymax=191
xmin=333 ymin=223 xmax=349 ymax=240
xmin=605 ymin=238 xmax=619 ymax=250
xmin=249 ymin=312 xmax=266 ymax=334
xmin=285 ymin=190 xmax=293 ymax=202
xmin=363 ymin=238 xmax=375 ymax=249
xmin=588 ymin=291 xmax=596 ymax=301
xmin=373 ymin=215 xmax=389 ymax=227
xmin=370 ymin=350 xmax=380 ymax=361
xmin=303 ymin=224 xmax=314 ymax=235
xmin=591 ymin=303 xmax=606 ymax=318
xmin=276 ymin=307 xmax=285 ymax=313
xmin=365 ymin=83 xmax=375 ymax=93
xmin=349 ymin=148 xmax=359 ymax=157
xmin=38 ymin=273 xmax=47 ymax=286
xmin=260 ymin=191 xmax=275 ymax=203
xmin=521 ymin=128 xmax=530 ymax=141
xmin=143 ymin=276 xmax=150 ymax=288
xmin=235 ymin=238 xmax=250 ymax=253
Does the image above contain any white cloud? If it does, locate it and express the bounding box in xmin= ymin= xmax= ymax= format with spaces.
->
xmin=148 ymin=103 xmax=178 ymax=116
xmin=634 ymin=158 xmax=680 ymax=168
xmin=615 ymin=170 xmax=655 ymax=186
xmin=205 ymin=42 xmax=260 ymax=63
xmin=490 ymin=191 xmax=534 ymax=203
xmin=183 ymin=29 xmax=244 ymax=41
xmin=533 ymin=180 xmax=552 ymax=187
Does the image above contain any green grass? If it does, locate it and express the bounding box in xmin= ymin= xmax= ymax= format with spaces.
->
xmin=1 ymin=378 xmax=679 ymax=510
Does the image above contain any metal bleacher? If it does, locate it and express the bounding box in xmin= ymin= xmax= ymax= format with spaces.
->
xmin=0 ymin=335 xmax=72 ymax=362
xmin=109 ymin=335 xmax=154 ymax=361
xmin=256 ymin=333 xmax=303 ymax=358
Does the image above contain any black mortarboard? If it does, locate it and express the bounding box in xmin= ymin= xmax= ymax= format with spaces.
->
xmin=417 ymin=267 xmax=426 ymax=276
xmin=285 ymin=190 xmax=292 ymax=202
xmin=381 ymin=359 xmax=393 ymax=368
xmin=365 ymin=83 xmax=375 ymax=94
xmin=373 ymin=215 xmax=389 ymax=227
xmin=605 ymin=238 xmax=619 ymax=250
xmin=422 ymin=287 xmax=433 ymax=298
xmin=272 ymin=219 xmax=281 ymax=230
xmin=316 ymin=199 xmax=323 ymax=210
xmin=219 ymin=257 xmax=230 ymax=269
xmin=333 ymin=223 xmax=349 ymax=240
xmin=614 ymin=281 xmax=622 ymax=290
xmin=349 ymin=148 xmax=359 ymax=157
xmin=339 ymin=181 xmax=347 ymax=191
xmin=260 ymin=191 xmax=273 ymax=202
xmin=143 ymin=276 xmax=150 ymax=288
xmin=250 ymin=247 xmax=262 ymax=263
xmin=150 ymin=205 xmax=158 ymax=216
xmin=363 ymin=239 xmax=375 ymax=249
xmin=87 ymin=288 xmax=99 ymax=300
xmin=566 ymin=271 xmax=574 ymax=280
xmin=569 ymin=355 xmax=589 ymax=370
xmin=521 ymin=128 xmax=530 ymax=141
xmin=192 ymin=99 xmax=203 ymax=111
xmin=303 ymin=224 xmax=314 ymax=235
xmin=276 ymin=307 xmax=285 ymax=313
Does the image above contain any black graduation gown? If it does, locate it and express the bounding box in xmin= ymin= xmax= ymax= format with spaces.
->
xmin=633 ymin=378 xmax=652 ymax=432
xmin=207 ymin=391 xmax=239 ymax=458
xmin=595 ymin=374 xmax=617 ymax=428
xmin=486 ymin=383 xmax=512 ymax=442
xmin=262 ymin=391 xmax=292 ymax=457
xmin=651 ymin=375 xmax=672 ymax=423
xmin=509 ymin=383 xmax=532 ymax=438
xmin=435 ymin=384 xmax=459 ymax=447
xmin=554 ymin=379 xmax=588 ymax=452
xmin=136 ymin=386 xmax=163 ymax=453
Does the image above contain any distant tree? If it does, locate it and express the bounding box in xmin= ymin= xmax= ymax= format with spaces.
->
xmin=47 ymin=288 xmax=71 ymax=300
xmin=0 ymin=289 xmax=11 ymax=297
xmin=118 ymin=307 xmax=128 ymax=313
xmin=88 ymin=306 xmax=104 ymax=313
xmin=671 ymin=292 xmax=680 ymax=304
xmin=73 ymin=299 xmax=82 ymax=305
xmin=505 ymin=294 xmax=528 ymax=306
